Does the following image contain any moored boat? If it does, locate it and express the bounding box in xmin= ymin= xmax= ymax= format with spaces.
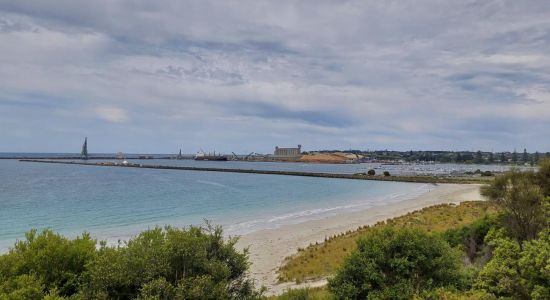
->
xmin=194 ymin=150 xmax=228 ymax=161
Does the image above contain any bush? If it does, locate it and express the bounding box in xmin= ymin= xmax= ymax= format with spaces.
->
xmin=519 ymin=228 xmax=550 ymax=299
xmin=0 ymin=274 xmax=44 ymax=300
xmin=0 ymin=225 xmax=261 ymax=300
xmin=367 ymin=169 xmax=376 ymax=176
xmin=328 ymin=227 xmax=465 ymax=299
xmin=442 ymin=215 xmax=498 ymax=263
xmin=537 ymin=159 xmax=550 ymax=197
xmin=481 ymin=170 xmax=548 ymax=241
xmin=475 ymin=228 xmax=550 ymax=299
xmin=0 ymin=229 xmax=96 ymax=298
xmin=383 ymin=171 xmax=390 ymax=176
xmin=83 ymin=225 xmax=259 ymax=299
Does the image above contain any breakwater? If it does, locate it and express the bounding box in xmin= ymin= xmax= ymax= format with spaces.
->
xmin=2 ymin=156 xmax=179 ymax=160
xmin=19 ymin=159 xmax=486 ymax=184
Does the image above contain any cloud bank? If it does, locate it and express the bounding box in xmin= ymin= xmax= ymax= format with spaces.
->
xmin=1 ymin=0 xmax=549 ymax=153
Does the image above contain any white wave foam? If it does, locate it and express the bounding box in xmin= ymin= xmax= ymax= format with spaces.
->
xmin=224 ymin=183 xmax=434 ymax=235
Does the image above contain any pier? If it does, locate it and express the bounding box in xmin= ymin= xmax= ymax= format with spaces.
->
xmin=19 ymin=159 xmax=486 ymax=184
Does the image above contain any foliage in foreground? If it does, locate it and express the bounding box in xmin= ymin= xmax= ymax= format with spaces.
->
xmin=481 ymin=159 xmax=550 ymax=242
xmin=0 ymin=225 xmax=261 ymax=300
xmin=475 ymin=227 xmax=550 ymax=299
xmin=0 ymin=229 xmax=96 ymax=299
xmin=327 ymin=227 xmax=466 ymax=300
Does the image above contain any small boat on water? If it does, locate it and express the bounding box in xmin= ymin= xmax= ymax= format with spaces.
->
xmin=194 ymin=150 xmax=228 ymax=161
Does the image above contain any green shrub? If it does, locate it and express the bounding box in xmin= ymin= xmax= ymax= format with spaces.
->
xmin=0 ymin=229 xmax=96 ymax=298
xmin=328 ymin=227 xmax=465 ymax=299
xmin=519 ymin=229 xmax=550 ymax=299
xmin=367 ymin=169 xmax=375 ymax=176
xmin=537 ymin=159 xmax=550 ymax=196
xmin=83 ymin=225 xmax=259 ymax=299
xmin=475 ymin=227 xmax=550 ymax=299
xmin=383 ymin=171 xmax=390 ymax=176
xmin=481 ymin=170 xmax=548 ymax=241
xmin=442 ymin=215 xmax=498 ymax=263
xmin=0 ymin=274 xmax=44 ymax=300
xmin=0 ymin=225 xmax=261 ymax=300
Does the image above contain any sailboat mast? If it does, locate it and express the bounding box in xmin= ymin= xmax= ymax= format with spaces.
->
xmin=81 ymin=137 xmax=88 ymax=160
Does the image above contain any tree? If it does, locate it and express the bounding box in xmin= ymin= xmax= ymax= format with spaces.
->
xmin=500 ymin=152 xmax=507 ymax=163
xmin=534 ymin=152 xmax=540 ymax=164
xmin=475 ymin=150 xmax=483 ymax=164
xmin=367 ymin=169 xmax=375 ymax=176
xmin=456 ymin=152 xmax=463 ymax=163
xmin=523 ymin=148 xmax=528 ymax=163
xmin=328 ymin=227 xmax=465 ymax=299
xmin=488 ymin=152 xmax=494 ymax=164
xmin=481 ymin=170 xmax=547 ymax=242
xmin=512 ymin=150 xmax=518 ymax=163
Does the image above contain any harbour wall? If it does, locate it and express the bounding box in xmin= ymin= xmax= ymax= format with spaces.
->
xmin=19 ymin=159 xmax=485 ymax=184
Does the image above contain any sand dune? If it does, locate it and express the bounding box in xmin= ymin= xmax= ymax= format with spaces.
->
xmin=236 ymin=183 xmax=484 ymax=295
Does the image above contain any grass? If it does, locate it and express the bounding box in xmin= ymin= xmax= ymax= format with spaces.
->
xmin=278 ymin=201 xmax=499 ymax=283
xmin=268 ymin=287 xmax=332 ymax=300
xmin=269 ymin=286 xmax=493 ymax=300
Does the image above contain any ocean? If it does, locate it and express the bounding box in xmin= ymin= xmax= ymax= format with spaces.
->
xmin=0 ymin=158 xmax=433 ymax=251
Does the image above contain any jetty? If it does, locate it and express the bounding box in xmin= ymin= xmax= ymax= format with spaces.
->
xmin=19 ymin=159 xmax=488 ymax=184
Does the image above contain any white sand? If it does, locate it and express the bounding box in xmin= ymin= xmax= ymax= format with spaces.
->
xmin=235 ymin=183 xmax=483 ymax=295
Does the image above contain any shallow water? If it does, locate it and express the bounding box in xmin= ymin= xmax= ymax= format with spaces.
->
xmin=0 ymin=159 xmax=433 ymax=251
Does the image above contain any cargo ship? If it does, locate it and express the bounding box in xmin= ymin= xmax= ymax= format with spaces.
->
xmin=194 ymin=150 xmax=228 ymax=161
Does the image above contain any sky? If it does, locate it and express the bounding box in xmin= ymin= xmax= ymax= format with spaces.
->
xmin=1 ymin=1 xmax=550 ymax=154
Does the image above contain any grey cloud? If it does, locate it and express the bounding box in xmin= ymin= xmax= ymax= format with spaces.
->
xmin=1 ymin=1 xmax=550 ymax=152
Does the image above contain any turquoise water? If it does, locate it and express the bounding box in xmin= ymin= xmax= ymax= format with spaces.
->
xmin=0 ymin=160 xmax=431 ymax=251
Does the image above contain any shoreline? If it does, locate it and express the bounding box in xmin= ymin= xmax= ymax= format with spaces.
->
xmin=236 ymin=183 xmax=483 ymax=295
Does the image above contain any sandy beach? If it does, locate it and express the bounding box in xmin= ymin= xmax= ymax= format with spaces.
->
xmin=236 ymin=183 xmax=483 ymax=295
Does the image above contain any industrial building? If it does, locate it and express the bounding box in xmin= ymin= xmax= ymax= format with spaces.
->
xmin=274 ymin=145 xmax=302 ymax=158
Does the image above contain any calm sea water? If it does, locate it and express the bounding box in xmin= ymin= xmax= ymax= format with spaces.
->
xmin=0 ymin=159 xmax=435 ymax=251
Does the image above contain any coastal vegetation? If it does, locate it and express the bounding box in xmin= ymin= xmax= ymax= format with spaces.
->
xmin=278 ymin=201 xmax=498 ymax=283
xmin=2 ymin=161 xmax=549 ymax=299
xmin=0 ymin=225 xmax=261 ymax=299
xmin=328 ymin=227 xmax=466 ymax=299
xmin=275 ymin=159 xmax=550 ymax=299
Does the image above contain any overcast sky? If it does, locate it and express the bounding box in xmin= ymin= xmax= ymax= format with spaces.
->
xmin=1 ymin=1 xmax=550 ymax=154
